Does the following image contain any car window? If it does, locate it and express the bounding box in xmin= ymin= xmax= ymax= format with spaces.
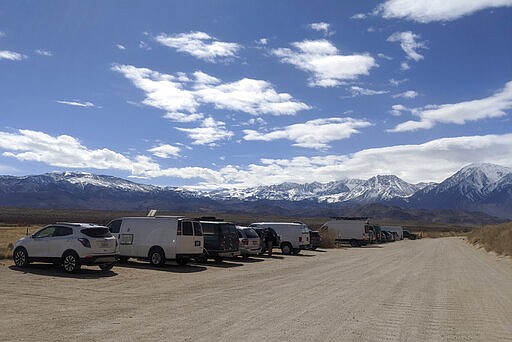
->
xmin=54 ymin=226 xmax=73 ymax=237
xmin=236 ymin=230 xmax=243 ymax=238
xmin=220 ymin=224 xmax=236 ymax=234
xmin=200 ymin=223 xmax=216 ymax=235
xmin=193 ymin=222 xmax=203 ymax=236
xmin=33 ymin=226 xmax=56 ymax=238
xmin=182 ymin=221 xmax=193 ymax=236
xmin=81 ymin=227 xmax=111 ymax=238
xmin=244 ymin=228 xmax=259 ymax=239
xmin=107 ymin=220 xmax=122 ymax=233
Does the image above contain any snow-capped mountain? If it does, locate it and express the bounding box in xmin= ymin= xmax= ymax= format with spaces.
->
xmin=0 ymin=163 xmax=511 ymax=218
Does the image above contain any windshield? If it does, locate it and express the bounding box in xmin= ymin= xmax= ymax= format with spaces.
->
xmin=243 ymin=228 xmax=259 ymax=238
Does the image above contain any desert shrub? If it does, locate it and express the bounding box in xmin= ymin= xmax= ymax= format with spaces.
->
xmin=319 ymin=229 xmax=338 ymax=248
xmin=467 ymin=222 xmax=512 ymax=257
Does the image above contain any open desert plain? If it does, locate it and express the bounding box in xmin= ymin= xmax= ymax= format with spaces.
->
xmin=1 ymin=237 xmax=511 ymax=342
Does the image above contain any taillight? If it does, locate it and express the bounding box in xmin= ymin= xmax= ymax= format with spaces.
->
xmin=78 ymin=238 xmax=91 ymax=248
xmin=242 ymin=239 xmax=248 ymax=245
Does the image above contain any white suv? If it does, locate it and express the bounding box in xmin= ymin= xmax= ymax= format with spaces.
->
xmin=12 ymin=223 xmax=118 ymax=273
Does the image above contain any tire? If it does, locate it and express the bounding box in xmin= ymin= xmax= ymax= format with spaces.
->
xmin=350 ymin=240 xmax=360 ymax=247
xmin=62 ymin=252 xmax=81 ymax=273
xmin=118 ymin=256 xmax=129 ymax=263
xmin=292 ymin=248 xmax=301 ymax=255
xmin=149 ymin=247 xmax=165 ymax=266
xmin=281 ymin=243 xmax=293 ymax=255
xmin=176 ymin=257 xmax=189 ymax=266
xmin=214 ymin=257 xmax=224 ymax=262
xmin=99 ymin=263 xmax=115 ymax=271
xmin=13 ymin=247 xmax=29 ymax=267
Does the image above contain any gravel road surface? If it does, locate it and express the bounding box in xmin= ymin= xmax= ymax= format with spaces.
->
xmin=1 ymin=237 xmax=511 ymax=341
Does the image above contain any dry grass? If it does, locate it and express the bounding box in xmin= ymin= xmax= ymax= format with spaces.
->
xmin=0 ymin=226 xmax=39 ymax=260
xmin=467 ymin=222 xmax=512 ymax=257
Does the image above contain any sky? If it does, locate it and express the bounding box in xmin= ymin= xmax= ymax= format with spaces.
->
xmin=0 ymin=0 xmax=511 ymax=189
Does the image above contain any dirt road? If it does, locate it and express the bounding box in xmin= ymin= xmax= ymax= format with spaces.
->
xmin=1 ymin=237 xmax=511 ymax=341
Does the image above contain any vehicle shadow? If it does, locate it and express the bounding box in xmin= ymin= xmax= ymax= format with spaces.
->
xmin=310 ymin=249 xmax=327 ymax=252
xmin=116 ymin=261 xmax=207 ymax=273
xmin=229 ymin=257 xmax=265 ymax=263
xmin=193 ymin=260 xmax=244 ymax=268
xmin=254 ymin=254 xmax=285 ymax=260
xmin=9 ymin=264 xmax=117 ymax=279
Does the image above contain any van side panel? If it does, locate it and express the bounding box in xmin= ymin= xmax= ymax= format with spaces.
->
xmin=321 ymin=219 xmax=368 ymax=244
xmin=250 ymin=223 xmax=309 ymax=249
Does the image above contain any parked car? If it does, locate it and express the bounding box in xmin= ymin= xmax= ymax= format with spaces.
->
xmin=196 ymin=217 xmax=240 ymax=262
xmin=250 ymin=222 xmax=310 ymax=255
xmin=12 ymin=223 xmax=117 ymax=273
xmin=306 ymin=230 xmax=321 ymax=250
xmin=381 ymin=225 xmax=404 ymax=240
xmin=236 ymin=226 xmax=261 ymax=258
xmin=403 ymin=230 xmax=417 ymax=240
xmin=107 ymin=215 xmax=203 ymax=266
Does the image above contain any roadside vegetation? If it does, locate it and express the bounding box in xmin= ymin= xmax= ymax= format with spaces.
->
xmin=467 ymin=222 xmax=512 ymax=257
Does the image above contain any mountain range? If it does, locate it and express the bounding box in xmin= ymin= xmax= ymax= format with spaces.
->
xmin=0 ymin=164 xmax=510 ymax=222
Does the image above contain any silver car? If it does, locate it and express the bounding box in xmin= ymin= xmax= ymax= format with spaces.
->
xmin=236 ymin=226 xmax=261 ymax=258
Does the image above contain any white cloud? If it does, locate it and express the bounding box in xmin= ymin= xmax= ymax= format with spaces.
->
xmin=2 ymin=129 xmax=511 ymax=187
xmin=375 ymin=0 xmax=512 ymax=23
xmin=139 ymin=41 xmax=151 ymax=50
xmin=350 ymin=13 xmax=368 ymax=19
xmin=378 ymin=53 xmax=393 ymax=60
xmin=272 ymin=39 xmax=377 ymax=87
xmin=256 ymin=38 xmax=268 ymax=45
xmin=390 ymin=104 xmax=409 ymax=116
xmin=392 ymin=90 xmax=419 ymax=98
xmin=400 ymin=62 xmax=411 ymax=70
xmin=0 ymin=31 xmax=5 ymax=37
xmin=56 ymin=100 xmax=97 ymax=108
xmin=389 ymin=81 xmax=512 ymax=132
xmin=390 ymin=78 xmax=408 ymax=86
xmin=112 ymin=64 xmax=310 ymax=122
xmin=0 ymin=50 xmax=27 ymax=61
xmin=35 ymin=49 xmax=53 ymax=56
xmin=349 ymin=86 xmax=389 ymax=97
xmin=387 ymin=31 xmax=426 ymax=62
xmin=148 ymin=144 xmax=181 ymax=158
xmin=154 ymin=31 xmax=241 ymax=63
xmin=116 ymin=44 xmax=126 ymax=50
xmin=309 ymin=22 xmax=334 ymax=36
xmin=176 ymin=117 xmax=234 ymax=146
xmin=243 ymin=117 xmax=372 ymax=150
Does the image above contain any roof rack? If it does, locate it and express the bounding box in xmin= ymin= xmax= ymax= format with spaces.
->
xmin=329 ymin=217 xmax=369 ymax=220
xmin=196 ymin=216 xmax=225 ymax=222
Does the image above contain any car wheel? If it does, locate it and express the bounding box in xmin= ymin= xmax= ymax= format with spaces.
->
xmin=350 ymin=240 xmax=360 ymax=247
xmin=99 ymin=263 xmax=115 ymax=271
xmin=62 ymin=252 xmax=81 ymax=273
xmin=13 ymin=247 xmax=29 ymax=267
xmin=292 ymin=248 xmax=301 ymax=255
xmin=214 ymin=257 xmax=224 ymax=262
xmin=118 ymin=256 xmax=129 ymax=263
xmin=149 ymin=247 xmax=165 ymax=266
xmin=176 ymin=257 xmax=189 ymax=266
xmin=281 ymin=243 xmax=293 ymax=255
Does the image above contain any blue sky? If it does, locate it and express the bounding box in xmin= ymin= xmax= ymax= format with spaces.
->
xmin=1 ymin=0 xmax=511 ymax=188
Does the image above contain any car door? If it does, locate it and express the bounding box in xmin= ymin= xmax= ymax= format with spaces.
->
xmin=28 ymin=226 xmax=56 ymax=258
xmin=47 ymin=226 xmax=74 ymax=258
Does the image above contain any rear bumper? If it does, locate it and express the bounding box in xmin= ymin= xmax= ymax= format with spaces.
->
xmin=240 ymin=248 xmax=260 ymax=256
xmin=80 ymin=254 xmax=118 ymax=265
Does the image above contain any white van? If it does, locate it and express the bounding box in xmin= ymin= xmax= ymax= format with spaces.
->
xmin=107 ymin=216 xmax=203 ymax=266
xmin=320 ymin=217 xmax=371 ymax=247
xmin=381 ymin=226 xmax=404 ymax=240
xmin=249 ymin=222 xmax=310 ymax=255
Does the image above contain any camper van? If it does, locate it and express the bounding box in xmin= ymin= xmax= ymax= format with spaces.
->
xmin=320 ymin=217 xmax=371 ymax=247
xmin=106 ymin=216 xmax=203 ymax=266
xmin=249 ymin=222 xmax=310 ymax=255
xmin=381 ymin=226 xmax=404 ymax=240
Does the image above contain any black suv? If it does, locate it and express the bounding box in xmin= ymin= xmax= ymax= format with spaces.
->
xmin=196 ymin=217 xmax=240 ymax=262
xmin=403 ymin=230 xmax=417 ymax=240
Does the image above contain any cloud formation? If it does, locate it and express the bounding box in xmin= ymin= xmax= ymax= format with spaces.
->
xmin=35 ymin=49 xmax=53 ymax=56
xmin=272 ymin=39 xmax=377 ymax=87
xmin=387 ymin=31 xmax=426 ymax=62
xmin=392 ymin=90 xmax=419 ymax=98
xmin=155 ymin=31 xmax=241 ymax=63
xmin=148 ymin=144 xmax=181 ymax=158
xmin=243 ymin=117 xmax=372 ymax=150
xmin=349 ymin=86 xmax=389 ymax=97
xmin=176 ymin=117 xmax=234 ymax=146
xmin=389 ymin=81 xmax=512 ymax=132
xmin=0 ymin=50 xmax=26 ymax=61
xmin=56 ymin=100 xmax=97 ymax=108
xmin=1 ymin=129 xmax=511 ymax=187
xmin=309 ymin=22 xmax=334 ymax=36
xmin=375 ymin=0 xmax=512 ymax=23
xmin=112 ymin=64 xmax=310 ymax=122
